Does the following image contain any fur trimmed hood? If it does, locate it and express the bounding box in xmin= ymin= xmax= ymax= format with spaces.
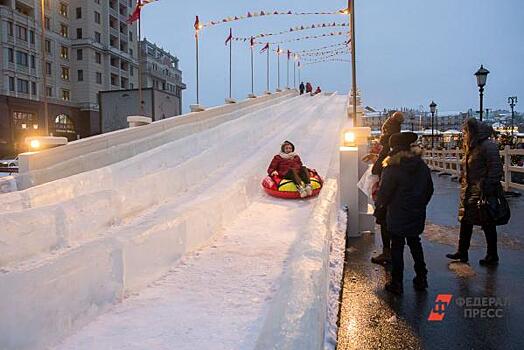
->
xmin=383 ymin=146 xmax=424 ymax=168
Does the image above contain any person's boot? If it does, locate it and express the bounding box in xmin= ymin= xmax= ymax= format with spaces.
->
xmin=413 ymin=275 xmax=428 ymax=291
xmin=446 ymin=251 xmax=469 ymax=263
xmin=371 ymin=249 xmax=391 ymax=265
xmin=385 ymin=280 xmax=403 ymax=295
xmin=305 ymin=184 xmax=313 ymax=196
xmin=479 ymin=255 xmax=499 ymax=266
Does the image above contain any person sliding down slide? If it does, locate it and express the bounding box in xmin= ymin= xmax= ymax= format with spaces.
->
xmin=267 ymin=141 xmax=312 ymax=198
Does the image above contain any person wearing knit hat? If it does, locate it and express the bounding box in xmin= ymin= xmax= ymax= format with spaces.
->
xmin=374 ymin=132 xmax=434 ymax=294
xmin=267 ymin=141 xmax=312 ymax=198
xmin=370 ymin=111 xmax=405 ymax=266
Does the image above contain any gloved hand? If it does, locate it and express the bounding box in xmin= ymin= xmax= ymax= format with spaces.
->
xmin=271 ymin=171 xmax=279 ymax=177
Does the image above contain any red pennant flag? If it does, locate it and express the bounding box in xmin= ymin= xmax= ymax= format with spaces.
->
xmin=225 ymin=28 xmax=233 ymax=45
xmin=194 ymin=16 xmax=200 ymax=31
xmin=287 ymin=50 xmax=291 ymax=59
xmin=250 ymin=37 xmax=255 ymax=47
xmin=260 ymin=43 xmax=269 ymax=53
xmin=127 ymin=0 xmax=142 ymax=24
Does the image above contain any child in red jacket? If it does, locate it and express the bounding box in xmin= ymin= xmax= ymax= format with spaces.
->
xmin=267 ymin=141 xmax=312 ymax=198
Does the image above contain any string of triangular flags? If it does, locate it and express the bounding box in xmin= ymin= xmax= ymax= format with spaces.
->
xmin=232 ymin=22 xmax=349 ymax=42
xmin=300 ymin=48 xmax=349 ymax=58
xmin=302 ymin=50 xmax=349 ymax=62
xmin=256 ymin=31 xmax=349 ymax=45
xmin=198 ymin=8 xmax=349 ymax=30
xmin=304 ymin=58 xmax=351 ymax=66
xmin=293 ymin=42 xmax=348 ymax=54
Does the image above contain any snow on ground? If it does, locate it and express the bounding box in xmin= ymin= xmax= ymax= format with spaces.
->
xmin=51 ymin=95 xmax=347 ymax=349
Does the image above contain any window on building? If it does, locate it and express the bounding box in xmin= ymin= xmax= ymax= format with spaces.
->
xmin=96 ymin=72 xmax=102 ymax=84
xmin=59 ymin=2 xmax=68 ymax=17
xmin=13 ymin=112 xmax=35 ymax=129
xmin=60 ymin=24 xmax=68 ymax=38
xmin=76 ymin=28 xmax=83 ymax=39
xmin=94 ymin=11 xmax=101 ymax=24
xmin=16 ymin=51 xmax=28 ymax=66
xmin=77 ymin=70 xmax=83 ymax=81
xmin=95 ymin=0 xmax=100 ymax=4
xmin=77 ymin=49 xmax=83 ymax=60
xmin=61 ymin=89 xmax=70 ymax=101
xmin=46 ymin=86 xmax=53 ymax=97
xmin=95 ymin=52 xmax=102 ymax=64
xmin=9 ymin=77 xmax=15 ymax=91
xmin=29 ymin=30 xmax=35 ymax=44
xmin=46 ymin=62 xmax=52 ymax=75
xmin=30 ymin=55 xmax=35 ymax=68
xmin=45 ymin=39 xmax=52 ymax=54
xmin=7 ymin=22 xmax=13 ymax=36
xmin=111 ymin=74 xmax=118 ymax=86
xmin=55 ymin=114 xmax=76 ymax=133
xmin=61 ymin=66 xmax=70 ymax=80
xmin=7 ymin=48 xmax=14 ymax=63
xmin=95 ymin=31 xmax=101 ymax=43
xmin=130 ymin=66 xmax=134 ymax=76
xmin=129 ymin=31 xmax=133 ymax=41
xmin=76 ymin=7 xmax=82 ymax=19
xmin=44 ymin=17 xmax=51 ymax=30
xmin=17 ymin=79 xmax=29 ymax=94
xmin=16 ymin=25 xmax=27 ymax=41
xmin=31 ymin=82 xmax=37 ymax=95
xmin=60 ymin=46 xmax=69 ymax=59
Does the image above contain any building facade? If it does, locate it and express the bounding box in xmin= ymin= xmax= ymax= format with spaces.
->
xmin=139 ymin=38 xmax=185 ymax=107
xmin=0 ymin=0 xmax=139 ymax=157
xmin=362 ymin=110 xmax=468 ymax=132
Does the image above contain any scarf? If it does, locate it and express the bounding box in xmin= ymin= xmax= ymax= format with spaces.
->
xmin=279 ymin=151 xmax=297 ymax=159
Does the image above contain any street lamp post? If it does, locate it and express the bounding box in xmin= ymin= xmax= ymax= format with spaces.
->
xmin=40 ymin=0 xmax=49 ymax=135
xmin=475 ymin=65 xmax=490 ymax=121
xmin=508 ymin=96 xmax=518 ymax=136
xmin=430 ymin=101 xmax=437 ymax=149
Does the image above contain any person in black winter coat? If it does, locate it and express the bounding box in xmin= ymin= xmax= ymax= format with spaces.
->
xmin=446 ymin=118 xmax=504 ymax=266
xmin=371 ymin=111 xmax=405 ymax=266
xmin=375 ymin=132 xmax=434 ymax=294
xmin=299 ymin=82 xmax=305 ymax=95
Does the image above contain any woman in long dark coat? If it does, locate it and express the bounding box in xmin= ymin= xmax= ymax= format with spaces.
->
xmin=446 ymin=118 xmax=504 ymax=266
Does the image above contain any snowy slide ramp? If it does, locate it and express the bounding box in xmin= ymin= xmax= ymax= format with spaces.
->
xmin=0 ymin=94 xmax=346 ymax=349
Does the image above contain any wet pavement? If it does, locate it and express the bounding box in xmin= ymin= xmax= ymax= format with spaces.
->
xmin=337 ymin=174 xmax=524 ymax=350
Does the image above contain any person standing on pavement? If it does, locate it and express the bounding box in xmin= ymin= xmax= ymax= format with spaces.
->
xmin=374 ymin=132 xmax=434 ymax=294
xmin=371 ymin=111 xmax=405 ymax=265
xmin=446 ymin=118 xmax=508 ymax=266
xmin=299 ymin=82 xmax=305 ymax=95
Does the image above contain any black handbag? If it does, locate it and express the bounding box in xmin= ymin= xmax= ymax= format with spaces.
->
xmin=479 ymin=185 xmax=511 ymax=226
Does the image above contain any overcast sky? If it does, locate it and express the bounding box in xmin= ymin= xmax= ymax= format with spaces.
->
xmin=142 ymin=0 xmax=523 ymax=113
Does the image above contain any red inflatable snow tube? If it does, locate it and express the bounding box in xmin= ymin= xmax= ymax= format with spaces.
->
xmin=261 ymin=169 xmax=323 ymax=199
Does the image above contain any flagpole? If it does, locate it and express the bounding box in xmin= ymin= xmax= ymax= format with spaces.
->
xmin=229 ymin=28 xmax=232 ymax=100
xmin=138 ymin=13 xmax=144 ymax=115
xmin=196 ymin=31 xmax=200 ymax=105
xmin=287 ymin=52 xmax=290 ymax=89
xmin=293 ymin=58 xmax=296 ymax=89
xmin=350 ymin=0 xmax=358 ymax=124
xmin=250 ymin=41 xmax=255 ymax=96
xmin=277 ymin=48 xmax=280 ymax=91
xmin=266 ymin=46 xmax=270 ymax=93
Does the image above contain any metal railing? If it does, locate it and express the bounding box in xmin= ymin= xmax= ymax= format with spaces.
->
xmin=423 ymin=146 xmax=524 ymax=192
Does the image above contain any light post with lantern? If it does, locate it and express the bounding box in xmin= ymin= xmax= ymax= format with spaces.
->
xmin=430 ymin=101 xmax=437 ymax=149
xmin=474 ymin=65 xmax=489 ymax=121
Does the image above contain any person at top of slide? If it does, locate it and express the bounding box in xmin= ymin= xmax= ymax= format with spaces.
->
xmin=305 ymin=82 xmax=313 ymax=94
xmin=267 ymin=141 xmax=312 ymax=198
xmin=314 ymin=86 xmax=322 ymax=95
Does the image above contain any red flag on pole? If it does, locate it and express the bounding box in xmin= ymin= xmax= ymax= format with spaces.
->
xmin=250 ymin=37 xmax=255 ymax=47
xmin=225 ymin=28 xmax=233 ymax=45
xmin=260 ymin=43 xmax=269 ymax=53
xmin=127 ymin=0 xmax=142 ymax=24
xmin=194 ymin=16 xmax=201 ymax=31
xmin=287 ymin=50 xmax=291 ymax=59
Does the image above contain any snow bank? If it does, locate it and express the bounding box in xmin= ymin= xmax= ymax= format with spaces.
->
xmin=254 ymin=179 xmax=339 ymax=350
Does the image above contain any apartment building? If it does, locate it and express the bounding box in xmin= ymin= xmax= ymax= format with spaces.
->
xmin=140 ymin=38 xmax=185 ymax=113
xmin=0 ymin=0 xmax=139 ymax=157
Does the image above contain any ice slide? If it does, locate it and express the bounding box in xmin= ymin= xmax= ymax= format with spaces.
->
xmin=1 ymin=93 xmax=347 ymax=349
